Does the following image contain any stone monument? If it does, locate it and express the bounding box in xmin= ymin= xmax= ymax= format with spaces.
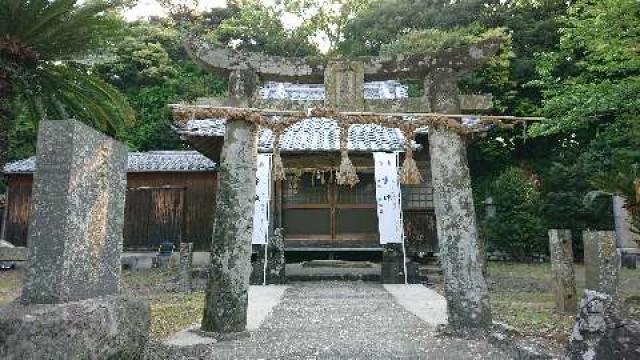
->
xmin=0 ymin=120 xmax=149 ymax=359
xmin=548 ymin=229 xmax=577 ymax=313
xmin=583 ymin=230 xmax=619 ymax=298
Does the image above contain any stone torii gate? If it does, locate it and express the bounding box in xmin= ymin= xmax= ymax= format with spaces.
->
xmin=178 ymin=37 xmax=504 ymax=334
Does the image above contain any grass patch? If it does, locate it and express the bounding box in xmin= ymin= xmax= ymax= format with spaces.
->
xmin=149 ymin=292 xmax=205 ymax=340
xmin=0 ymin=269 xmax=22 ymax=306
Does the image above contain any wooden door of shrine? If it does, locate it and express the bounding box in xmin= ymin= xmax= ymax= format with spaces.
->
xmin=280 ymin=173 xmax=379 ymax=248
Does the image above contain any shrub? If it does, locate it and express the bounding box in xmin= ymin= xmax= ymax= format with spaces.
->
xmin=481 ymin=166 xmax=547 ymax=259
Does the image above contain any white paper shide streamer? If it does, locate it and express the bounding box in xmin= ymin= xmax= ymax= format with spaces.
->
xmin=252 ymin=154 xmax=272 ymax=245
xmin=374 ymin=152 xmax=404 ymax=244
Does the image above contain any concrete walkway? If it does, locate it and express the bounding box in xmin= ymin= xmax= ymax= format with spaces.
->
xmin=384 ymin=284 xmax=448 ymax=327
xmin=158 ymin=282 xmax=508 ymax=359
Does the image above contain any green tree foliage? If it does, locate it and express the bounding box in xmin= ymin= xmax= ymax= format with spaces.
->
xmin=204 ymin=1 xmax=319 ymax=57
xmin=279 ymin=0 xmax=371 ymax=53
xmin=95 ymin=19 xmax=226 ymax=151
xmin=532 ymin=0 xmax=640 ymax=136
xmin=338 ymin=0 xmax=498 ymax=56
xmin=339 ymin=0 xmax=570 ymax=116
xmin=0 ymin=0 xmax=135 ymax=167
xmin=480 ymin=166 xmax=547 ymax=259
xmin=531 ymin=0 xmax=640 ymax=233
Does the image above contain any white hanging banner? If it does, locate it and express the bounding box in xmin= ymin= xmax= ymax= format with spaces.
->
xmin=252 ymin=154 xmax=272 ymax=245
xmin=374 ymin=152 xmax=404 ymax=244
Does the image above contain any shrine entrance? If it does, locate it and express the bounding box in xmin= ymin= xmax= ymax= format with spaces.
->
xmin=170 ymin=36 xmax=544 ymax=334
xmin=281 ymin=171 xmax=378 ymax=248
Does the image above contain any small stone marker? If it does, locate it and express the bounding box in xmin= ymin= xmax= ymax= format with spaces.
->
xmin=21 ymin=120 xmax=127 ymax=305
xmin=180 ymin=242 xmax=194 ymax=292
xmin=548 ymin=229 xmax=577 ymax=313
xmin=583 ymin=230 xmax=619 ymax=298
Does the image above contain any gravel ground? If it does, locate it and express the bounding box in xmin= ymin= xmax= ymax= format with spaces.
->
xmin=146 ymin=281 xmax=509 ymax=359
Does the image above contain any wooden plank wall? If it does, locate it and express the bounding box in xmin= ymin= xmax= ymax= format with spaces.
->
xmin=3 ymin=172 xmax=217 ymax=251
xmin=3 ymin=175 xmax=32 ymax=247
xmin=126 ymin=172 xmax=216 ymax=251
xmin=123 ymin=187 xmax=185 ymax=250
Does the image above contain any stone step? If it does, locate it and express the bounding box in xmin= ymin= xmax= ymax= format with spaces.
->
xmin=418 ymin=265 xmax=443 ymax=275
xmin=286 ymin=263 xmax=381 ymax=282
xmin=301 ymin=260 xmax=376 ymax=269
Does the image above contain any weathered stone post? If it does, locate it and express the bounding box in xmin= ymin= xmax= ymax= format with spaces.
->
xmin=583 ymin=230 xmax=619 ymax=298
xmin=613 ymin=195 xmax=639 ymax=269
xmin=428 ymin=69 xmax=492 ymax=330
xmin=548 ymin=229 xmax=577 ymax=313
xmin=180 ymin=242 xmax=194 ymax=292
xmin=201 ymin=70 xmax=259 ymax=334
xmin=0 ymin=120 xmax=149 ymax=359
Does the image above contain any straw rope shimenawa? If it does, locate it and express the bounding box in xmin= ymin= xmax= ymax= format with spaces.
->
xmin=171 ymin=104 xmax=544 ymax=185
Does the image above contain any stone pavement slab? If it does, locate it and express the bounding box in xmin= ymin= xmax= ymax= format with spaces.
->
xmin=384 ymin=284 xmax=448 ymax=327
xmin=154 ymin=282 xmax=508 ymax=359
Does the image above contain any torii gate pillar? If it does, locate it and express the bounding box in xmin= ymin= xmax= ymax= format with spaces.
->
xmin=428 ymin=69 xmax=492 ymax=329
xmin=201 ymin=70 xmax=259 ymax=333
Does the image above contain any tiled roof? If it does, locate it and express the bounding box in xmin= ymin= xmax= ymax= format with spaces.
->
xmin=4 ymin=151 xmax=216 ymax=175
xmin=178 ymin=81 xmax=411 ymax=152
xmin=178 ymin=118 xmax=408 ymax=153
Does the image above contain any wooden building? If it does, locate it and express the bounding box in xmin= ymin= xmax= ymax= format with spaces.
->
xmin=2 ymin=151 xmax=217 ymax=251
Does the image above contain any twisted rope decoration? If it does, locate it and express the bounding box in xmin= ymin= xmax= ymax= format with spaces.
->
xmin=171 ymin=105 xmax=532 ymax=186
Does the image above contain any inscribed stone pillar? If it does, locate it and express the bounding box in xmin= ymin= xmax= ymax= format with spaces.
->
xmin=548 ymin=229 xmax=577 ymax=313
xmin=21 ymin=120 xmax=127 ymax=305
xmin=428 ymin=68 xmax=492 ymax=329
xmin=180 ymin=242 xmax=194 ymax=292
xmin=324 ymin=61 xmax=365 ymax=111
xmin=201 ymin=70 xmax=259 ymax=333
xmin=583 ymin=231 xmax=619 ymax=298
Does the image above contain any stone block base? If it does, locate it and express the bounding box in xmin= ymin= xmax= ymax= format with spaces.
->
xmin=251 ymin=258 xmax=286 ymax=285
xmin=382 ymin=247 xmax=405 ymax=284
xmin=0 ymin=296 xmax=150 ymax=360
xmin=621 ymin=253 xmax=637 ymax=269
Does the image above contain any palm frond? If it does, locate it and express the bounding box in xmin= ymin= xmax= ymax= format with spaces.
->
xmin=18 ymin=62 xmax=134 ymax=137
xmin=1 ymin=0 xmax=121 ymax=60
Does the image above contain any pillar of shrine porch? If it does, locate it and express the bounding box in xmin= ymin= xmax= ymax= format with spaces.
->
xmin=201 ymin=69 xmax=259 ymax=333
xmin=427 ymin=69 xmax=492 ymax=330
